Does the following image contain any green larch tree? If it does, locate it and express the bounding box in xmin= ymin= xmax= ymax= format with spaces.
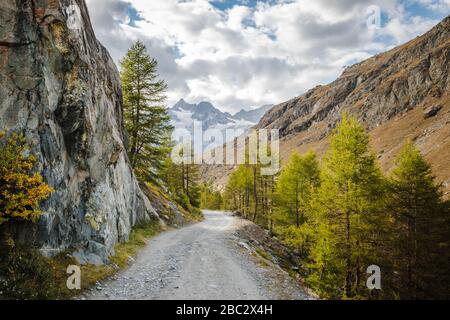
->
xmin=200 ymin=183 xmax=223 ymax=210
xmin=386 ymin=142 xmax=450 ymax=299
xmin=120 ymin=40 xmax=173 ymax=184
xmin=307 ymin=113 xmax=385 ymax=299
xmin=223 ymin=164 xmax=253 ymax=218
xmin=182 ymin=161 xmax=201 ymax=209
xmin=274 ymin=150 xmax=320 ymax=228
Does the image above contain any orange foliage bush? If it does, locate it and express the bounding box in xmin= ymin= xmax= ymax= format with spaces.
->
xmin=0 ymin=132 xmax=53 ymax=224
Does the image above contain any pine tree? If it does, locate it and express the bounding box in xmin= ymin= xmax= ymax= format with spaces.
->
xmin=237 ymin=165 xmax=254 ymax=218
xmin=182 ymin=161 xmax=201 ymax=209
xmin=307 ymin=114 xmax=385 ymax=299
xmin=251 ymin=162 xmax=260 ymax=222
xmin=223 ymin=164 xmax=253 ymax=218
xmin=159 ymin=156 xmax=201 ymax=211
xmin=274 ymin=151 xmax=320 ymax=228
xmin=386 ymin=142 xmax=450 ymax=299
xmin=120 ymin=40 xmax=173 ymax=184
xmin=200 ymin=183 xmax=223 ymax=210
xmin=160 ymin=157 xmax=183 ymax=196
xmin=260 ymin=172 xmax=277 ymax=232
xmin=223 ymin=170 xmax=241 ymax=212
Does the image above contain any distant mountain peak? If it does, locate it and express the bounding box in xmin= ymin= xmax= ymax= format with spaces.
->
xmin=169 ymin=99 xmax=273 ymax=143
xmin=196 ymin=101 xmax=216 ymax=112
xmin=232 ymin=104 xmax=273 ymax=123
xmin=172 ymin=98 xmax=196 ymax=111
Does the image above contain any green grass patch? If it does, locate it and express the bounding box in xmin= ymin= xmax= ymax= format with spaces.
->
xmin=110 ymin=222 xmax=162 ymax=268
xmin=143 ymin=182 xmax=204 ymax=223
xmin=0 ymin=221 xmax=163 ymax=300
xmin=255 ymin=247 xmax=272 ymax=262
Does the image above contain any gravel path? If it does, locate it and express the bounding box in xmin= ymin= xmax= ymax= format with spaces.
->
xmin=83 ymin=211 xmax=310 ymax=300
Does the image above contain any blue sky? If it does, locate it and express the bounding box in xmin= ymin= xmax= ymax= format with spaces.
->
xmin=86 ymin=0 xmax=450 ymax=113
xmin=126 ymin=6 xmax=141 ymax=27
xmin=209 ymin=0 xmax=449 ymax=18
xmin=402 ymin=0 xmax=449 ymax=19
xmin=211 ymin=0 xmax=262 ymax=10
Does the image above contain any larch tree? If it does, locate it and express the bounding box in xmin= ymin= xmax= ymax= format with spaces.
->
xmin=386 ymin=142 xmax=450 ymax=299
xmin=200 ymin=183 xmax=223 ymax=210
xmin=159 ymin=155 xmax=201 ymax=212
xmin=307 ymin=114 xmax=385 ymax=299
xmin=236 ymin=165 xmax=254 ymax=218
xmin=223 ymin=169 xmax=241 ymax=212
xmin=224 ymin=164 xmax=253 ymax=218
xmin=120 ymin=40 xmax=173 ymax=185
xmin=274 ymin=151 xmax=320 ymax=228
xmin=260 ymin=171 xmax=277 ymax=233
xmin=182 ymin=161 xmax=201 ymax=209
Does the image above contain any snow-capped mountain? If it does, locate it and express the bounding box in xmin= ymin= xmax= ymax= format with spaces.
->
xmin=170 ymin=99 xmax=235 ymax=131
xmin=169 ymin=99 xmax=272 ymax=145
xmin=232 ymin=105 xmax=273 ymax=123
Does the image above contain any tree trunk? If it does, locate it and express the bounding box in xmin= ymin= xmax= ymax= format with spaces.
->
xmin=355 ymin=242 xmax=361 ymax=293
xmin=181 ymin=162 xmax=186 ymax=194
xmin=295 ymin=182 xmax=300 ymax=228
xmin=269 ymin=176 xmax=275 ymax=234
xmin=186 ymin=164 xmax=190 ymax=198
xmin=130 ymin=61 xmax=141 ymax=167
xmin=252 ymin=166 xmax=258 ymax=222
xmin=345 ymin=210 xmax=353 ymax=297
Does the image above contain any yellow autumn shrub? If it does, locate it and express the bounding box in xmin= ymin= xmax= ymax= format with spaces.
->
xmin=0 ymin=132 xmax=53 ymax=224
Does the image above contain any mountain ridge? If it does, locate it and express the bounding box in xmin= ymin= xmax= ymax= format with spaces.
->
xmin=170 ymin=99 xmax=272 ymax=123
xmin=169 ymin=99 xmax=272 ymax=143
xmin=203 ymin=15 xmax=450 ymax=197
xmin=233 ymin=104 xmax=273 ymax=123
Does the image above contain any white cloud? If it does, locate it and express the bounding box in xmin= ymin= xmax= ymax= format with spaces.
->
xmin=85 ymin=0 xmax=449 ymax=114
xmin=414 ymin=0 xmax=450 ymax=11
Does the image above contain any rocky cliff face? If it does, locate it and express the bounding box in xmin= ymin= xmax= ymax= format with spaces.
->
xmin=0 ymin=0 xmax=159 ymax=264
xmin=257 ymin=16 xmax=450 ymax=138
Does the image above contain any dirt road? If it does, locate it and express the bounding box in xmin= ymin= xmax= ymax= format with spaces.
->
xmin=84 ymin=211 xmax=310 ymax=300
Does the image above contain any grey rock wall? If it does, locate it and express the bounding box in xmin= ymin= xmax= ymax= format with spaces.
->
xmin=0 ymin=0 xmax=159 ymax=263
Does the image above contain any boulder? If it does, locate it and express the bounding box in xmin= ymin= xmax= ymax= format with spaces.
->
xmin=424 ymin=105 xmax=442 ymax=118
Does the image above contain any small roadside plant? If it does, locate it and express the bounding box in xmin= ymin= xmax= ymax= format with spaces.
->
xmin=0 ymin=132 xmax=53 ymax=225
